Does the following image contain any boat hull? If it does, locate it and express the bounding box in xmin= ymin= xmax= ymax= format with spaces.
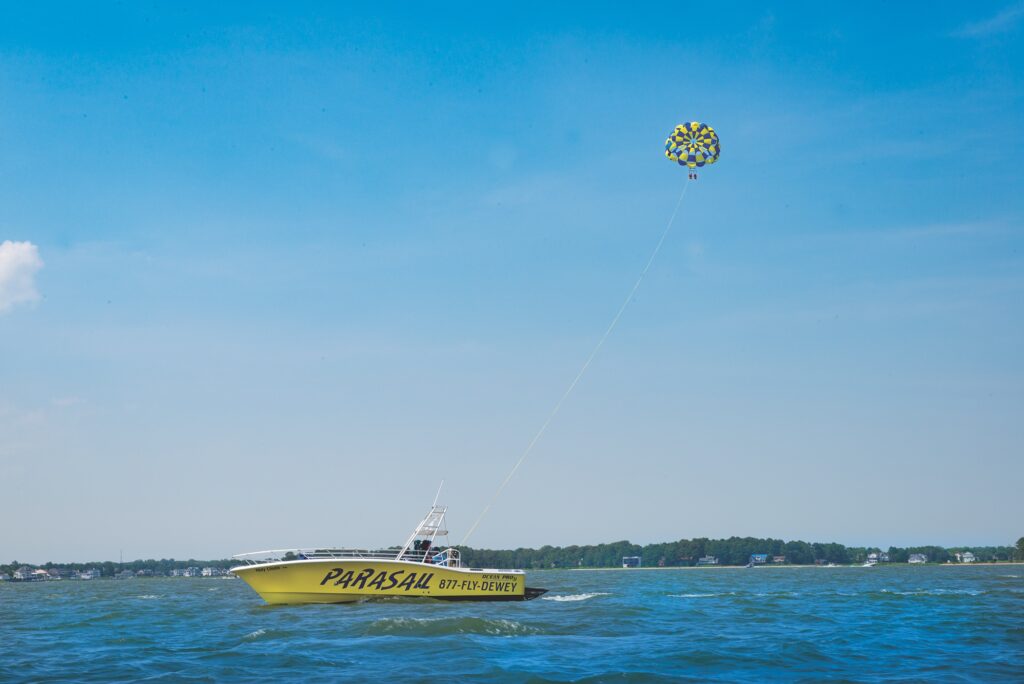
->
xmin=231 ymin=559 xmax=542 ymax=605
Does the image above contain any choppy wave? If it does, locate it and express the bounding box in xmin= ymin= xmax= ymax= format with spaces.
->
xmin=669 ymin=592 xmax=734 ymax=598
xmin=880 ymin=588 xmax=983 ymax=596
xmin=363 ymin=617 xmax=541 ymax=636
xmin=244 ymin=629 xmax=266 ymax=640
xmin=542 ymin=592 xmax=610 ymax=602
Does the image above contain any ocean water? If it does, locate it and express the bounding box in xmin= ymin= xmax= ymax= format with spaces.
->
xmin=1 ymin=565 xmax=1021 ymax=681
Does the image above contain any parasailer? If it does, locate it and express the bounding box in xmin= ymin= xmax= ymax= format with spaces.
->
xmin=665 ymin=121 xmax=720 ymax=180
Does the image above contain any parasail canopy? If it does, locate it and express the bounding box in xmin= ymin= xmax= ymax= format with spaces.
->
xmin=665 ymin=121 xmax=720 ymax=168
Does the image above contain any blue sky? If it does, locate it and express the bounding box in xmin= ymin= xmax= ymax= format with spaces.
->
xmin=1 ymin=3 xmax=1022 ymax=562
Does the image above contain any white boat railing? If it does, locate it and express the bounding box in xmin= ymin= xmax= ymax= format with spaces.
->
xmin=431 ymin=548 xmax=460 ymax=567
xmin=231 ymin=547 xmax=463 ymax=567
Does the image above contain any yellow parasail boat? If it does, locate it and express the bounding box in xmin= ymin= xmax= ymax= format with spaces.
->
xmin=230 ymin=503 xmax=547 ymax=605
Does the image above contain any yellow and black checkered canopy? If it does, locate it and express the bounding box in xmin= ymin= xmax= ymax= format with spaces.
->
xmin=665 ymin=121 xmax=720 ymax=169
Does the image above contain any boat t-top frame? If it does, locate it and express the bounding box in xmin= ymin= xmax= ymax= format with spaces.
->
xmin=232 ymin=498 xmax=464 ymax=569
xmin=395 ymin=504 xmax=460 ymax=567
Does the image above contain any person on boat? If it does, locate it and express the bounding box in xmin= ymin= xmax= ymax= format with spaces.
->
xmin=412 ymin=539 xmax=434 ymax=562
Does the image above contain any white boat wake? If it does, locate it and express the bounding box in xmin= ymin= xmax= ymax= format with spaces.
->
xmin=542 ymin=592 xmax=610 ymax=602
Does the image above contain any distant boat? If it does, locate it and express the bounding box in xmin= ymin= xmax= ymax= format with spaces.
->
xmin=231 ymin=502 xmax=547 ymax=605
xmin=861 ymin=560 xmax=877 ymax=567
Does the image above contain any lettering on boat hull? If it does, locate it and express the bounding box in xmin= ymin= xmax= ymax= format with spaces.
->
xmin=232 ymin=560 xmax=533 ymax=605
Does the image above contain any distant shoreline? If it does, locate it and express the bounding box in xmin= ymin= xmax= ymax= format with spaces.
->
xmin=571 ymin=561 xmax=1024 ymax=571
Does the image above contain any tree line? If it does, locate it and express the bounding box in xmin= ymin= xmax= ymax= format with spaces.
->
xmin=5 ymin=537 xmax=1021 ymax=575
xmin=0 ymin=558 xmax=234 ymax=577
xmin=459 ymin=537 xmax=1022 ymax=569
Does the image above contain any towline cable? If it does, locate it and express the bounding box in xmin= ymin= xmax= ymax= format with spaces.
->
xmin=460 ymin=180 xmax=692 ymax=546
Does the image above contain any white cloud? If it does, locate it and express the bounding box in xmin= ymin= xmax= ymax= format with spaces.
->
xmin=0 ymin=240 xmax=44 ymax=313
xmin=954 ymin=2 xmax=1024 ymax=37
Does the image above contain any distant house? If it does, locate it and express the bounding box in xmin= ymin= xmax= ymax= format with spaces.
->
xmin=908 ymin=553 xmax=928 ymax=564
xmin=13 ymin=567 xmax=50 ymax=581
xmin=696 ymin=555 xmax=719 ymax=566
xmin=76 ymin=568 xmax=101 ymax=580
xmin=750 ymin=554 xmax=768 ymax=565
xmin=115 ymin=569 xmax=135 ymax=580
xmin=867 ymin=552 xmax=890 ymax=563
xmin=13 ymin=567 xmax=35 ymax=581
xmin=0 ymin=572 xmax=9 ymax=581
xmin=622 ymin=556 xmax=642 ymax=568
xmin=772 ymin=555 xmax=786 ymax=564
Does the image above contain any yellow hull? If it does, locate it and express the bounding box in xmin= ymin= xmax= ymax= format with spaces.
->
xmin=231 ymin=559 xmax=538 ymax=605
